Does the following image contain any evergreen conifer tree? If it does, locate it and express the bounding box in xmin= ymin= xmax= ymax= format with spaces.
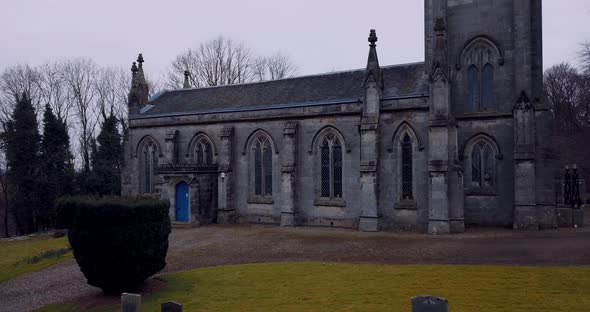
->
xmin=92 ymin=115 xmax=123 ymax=195
xmin=40 ymin=104 xmax=74 ymax=228
xmin=3 ymin=92 xmax=41 ymax=234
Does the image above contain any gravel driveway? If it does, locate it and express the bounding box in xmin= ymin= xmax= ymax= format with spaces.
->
xmin=1 ymin=224 xmax=590 ymax=311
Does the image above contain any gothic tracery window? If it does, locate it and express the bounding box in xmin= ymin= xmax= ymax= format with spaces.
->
xmin=463 ymin=38 xmax=500 ymax=111
xmin=195 ymin=137 xmax=213 ymax=165
xmin=320 ymin=133 xmax=343 ymax=199
xmin=252 ymin=135 xmax=273 ymax=196
xmin=468 ymin=140 xmax=496 ymax=189
xmin=140 ymin=138 xmax=159 ymax=194
xmin=401 ymin=133 xmax=413 ymax=200
xmin=466 ymin=63 xmax=494 ymax=111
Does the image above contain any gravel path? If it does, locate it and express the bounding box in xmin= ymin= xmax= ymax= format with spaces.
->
xmin=1 ymin=224 xmax=590 ymax=311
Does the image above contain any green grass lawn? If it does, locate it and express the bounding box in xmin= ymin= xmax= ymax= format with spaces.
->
xmin=37 ymin=262 xmax=590 ymax=312
xmin=0 ymin=234 xmax=72 ymax=283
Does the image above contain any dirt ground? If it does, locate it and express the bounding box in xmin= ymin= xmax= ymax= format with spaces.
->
xmin=1 ymin=222 xmax=590 ymax=311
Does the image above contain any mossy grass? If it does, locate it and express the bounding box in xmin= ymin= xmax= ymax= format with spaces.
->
xmin=0 ymin=235 xmax=72 ymax=283
xmin=37 ymin=262 xmax=590 ymax=312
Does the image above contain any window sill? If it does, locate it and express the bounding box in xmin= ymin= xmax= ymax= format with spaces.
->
xmin=395 ymin=200 xmax=417 ymax=210
xmin=247 ymin=196 xmax=274 ymax=205
xmin=314 ymin=199 xmax=346 ymax=207
xmin=465 ymin=188 xmax=497 ymax=196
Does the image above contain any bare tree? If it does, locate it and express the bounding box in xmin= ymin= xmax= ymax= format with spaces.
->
xmin=545 ymin=63 xmax=585 ymax=134
xmin=166 ymin=49 xmax=201 ymax=89
xmin=579 ymin=41 xmax=590 ymax=76
xmin=254 ymin=51 xmax=298 ymax=81
xmin=166 ymin=36 xmax=299 ymax=88
xmin=266 ymin=51 xmax=297 ymax=80
xmin=63 ymin=58 xmax=99 ymax=172
xmin=0 ymin=64 xmax=42 ymax=126
xmin=545 ymin=62 xmax=590 ymax=187
xmin=38 ymin=61 xmax=73 ymax=123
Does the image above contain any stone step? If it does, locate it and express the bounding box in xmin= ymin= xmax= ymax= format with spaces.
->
xmin=171 ymin=221 xmax=198 ymax=229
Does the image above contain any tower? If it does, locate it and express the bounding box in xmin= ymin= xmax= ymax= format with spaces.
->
xmin=128 ymin=54 xmax=150 ymax=115
xmin=424 ymin=0 xmax=555 ymax=231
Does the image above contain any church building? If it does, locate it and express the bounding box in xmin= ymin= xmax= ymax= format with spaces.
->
xmin=122 ymin=0 xmax=559 ymax=233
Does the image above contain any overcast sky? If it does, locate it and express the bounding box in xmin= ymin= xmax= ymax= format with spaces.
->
xmin=1 ymin=0 xmax=589 ymax=81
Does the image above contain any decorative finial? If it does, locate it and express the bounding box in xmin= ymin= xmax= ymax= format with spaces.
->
xmin=368 ymin=29 xmax=377 ymax=46
xmin=131 ymin=62 xmax=138 ymax=75
xmin=183 ymin=70 xmax=191 ymax=89
xmin=137 ymin=53 xmax=144 ymax=65
xmin=434 ymin=18 xmax=446 ymax=32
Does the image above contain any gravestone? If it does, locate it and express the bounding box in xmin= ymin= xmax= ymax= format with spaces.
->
xmin=411 ymin=295 xmax=448 ymax=312
xmin=121 ymin=293 xmax=141 ymax=312
xmin=161 ymin=301 xmax=183 ymax=312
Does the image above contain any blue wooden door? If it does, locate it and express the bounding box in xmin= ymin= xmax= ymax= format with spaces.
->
xmin=175 ymin=182 xmax=190 ymax=222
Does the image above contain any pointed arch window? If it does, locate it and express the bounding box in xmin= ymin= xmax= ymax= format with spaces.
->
xmin=252 ymin=136 xmax=273 ymax=197
xmin=467 ymin=140 xmax=497 ymax=190
xmin=320 ymin=133 xmax=343 ymax=199
xmin=194 ymin=138 xmax=213 ymax=165
xmin=140 ymin=139 xmax=159 ymax=194
xmin=401 ymin=134 xmax=413 ymax=200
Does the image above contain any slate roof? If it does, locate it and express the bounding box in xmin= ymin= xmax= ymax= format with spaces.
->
xmin=139 ymin=62 xmax=429 ymax=118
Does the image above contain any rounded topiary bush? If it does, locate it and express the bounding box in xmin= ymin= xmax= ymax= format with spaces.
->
xmin=57 ymin=196 xmax=171 ymax=294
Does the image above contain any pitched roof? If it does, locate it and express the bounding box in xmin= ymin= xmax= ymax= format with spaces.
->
xmin=138 ymin=62 xmax=428 ymax=118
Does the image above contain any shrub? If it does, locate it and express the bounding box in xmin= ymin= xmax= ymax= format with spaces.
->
xmin=56 ymin=196 xmax=171 ymax=294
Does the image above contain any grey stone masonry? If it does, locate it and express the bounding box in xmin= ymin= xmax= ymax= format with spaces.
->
xmin=122 ymin=1 xmax=557 ymax=233
xmin=121 ymin=293 xmax=141 ymax=312
xmin=280 ymin=121 xmax=297 ymax=226
xmin=217 ymin=126 xmax=236 ymax=224
xmin=161 ymin=301 xmax=182 ymax=312
xmin=411 ymin=295 xmax=449 ymax=312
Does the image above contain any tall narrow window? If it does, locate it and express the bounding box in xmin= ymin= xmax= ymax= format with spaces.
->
xmin=481 ymin=64 xmax=494 ymax=110
xmin=320 ymin=134 xmax=343 ymax=199
xmin=321 ymin=140 xmax=331 ymax=198
xmin=467 ymin=65 xmax=480 ymax=111
xmin=141 ymin=140 xmax=158 ymax=194
xmin=401 ymin=134 xmax=413 ymax=200
xmin=471 ymin=145 xmax=481 ymax=187
xmin=254 ymin=141 xmax=262 ymax=195
xmin=263 ymin=143 xmax=273 ymax=195
xmin=251 ymin=135 xmax=273 ymax=197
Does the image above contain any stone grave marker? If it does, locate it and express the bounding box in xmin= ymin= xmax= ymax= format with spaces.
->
xmin=121 ymin=293 xmax=141 ymax=312
xmin=411 ymin=295 xmax=448 ymax=312
xmin=161 ymin=301 xmax=183 ymax=312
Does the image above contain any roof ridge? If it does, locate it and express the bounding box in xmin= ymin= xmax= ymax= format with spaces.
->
xmin=161 ymin=61 xmax=425 ymax=95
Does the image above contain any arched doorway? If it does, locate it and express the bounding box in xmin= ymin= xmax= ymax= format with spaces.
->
xmin=175 ymin=182 xmax=190 ymax=222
